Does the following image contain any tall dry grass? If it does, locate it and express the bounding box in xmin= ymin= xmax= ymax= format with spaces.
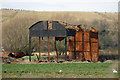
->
xmin=2 ymin=9 xmax=118 ymax=54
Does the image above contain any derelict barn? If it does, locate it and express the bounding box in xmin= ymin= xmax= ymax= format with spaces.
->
xmin=29 ymin=21 xmax=99 ymax=62
xmin=69 ymin=27 xmax=99 ymax=62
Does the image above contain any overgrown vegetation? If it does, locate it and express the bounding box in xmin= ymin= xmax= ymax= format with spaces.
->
xmin=2 ymin=9 xmax=118 ymax=54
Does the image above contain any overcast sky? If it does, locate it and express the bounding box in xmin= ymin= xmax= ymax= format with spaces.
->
xmin=0 ymin=0 xmax=120 ymax=12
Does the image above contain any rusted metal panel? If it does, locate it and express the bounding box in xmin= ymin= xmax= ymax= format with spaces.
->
xmin=69 ymin=40 xmax=74 ymax=59
xmin=91 ymin=42 xmax=98 ymax=52
xmin=76 ymin=52 xmax=83 ymax=60
xmin=76 ymin=42 xmax=83 ymax=51
xmin=69 ymin=28 xmax=84 ymax=60
xmin=69 ymin=51 xmax=73 ymax=59
xmin=84 ymin=42 xmax=90 ymax=51
xmin=91 ymin=52 xmax=98 ymax=62
xmin=68 ymin=27 xmax=99 ymax=62
xmin=8 ymin=52 xmax=25 ymax=58
xmin=76 ymin=31 xmax=83 ymax=41
xmin=84 ymin=52 xmax=91 ymax=61
xmin=84 ymin=31 xmax=90 ymax=42
xmin=90 ymin=27 xmax=99 ymax=62
xmin=90 ymin=32 xmax=98 ymax=39
xmin=91 ymin=38 xmax=98 ymax=42
xmin=15 ymin=52 xmax=26 ymax=58
xmin=84 ymin=31 xmax=92 ymax=61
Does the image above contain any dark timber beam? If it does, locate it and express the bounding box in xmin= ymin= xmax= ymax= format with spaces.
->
xmin=82 ymin=32 xmax=84 ymax=59
xmin=65 ymin=37 xmax=67 ymax=60
xmin=29 ymin=36 xmax=31 ymax=61
xmin=48 ymin=37 xmax=50 ymax=61
xmin=74 ymin=34 xmax=76 ymax=59
xmin=39 ymin=37 xmax=41 ymax=61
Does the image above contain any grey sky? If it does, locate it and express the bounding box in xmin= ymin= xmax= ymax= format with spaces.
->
xmin=1 ymin=0 xmax=119 ymax=12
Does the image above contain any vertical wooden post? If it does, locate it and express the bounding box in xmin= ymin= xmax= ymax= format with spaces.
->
xmin=55 ymin=38 xmax=59 ymax=62
xmin=56 ymin=49 xmax=59 ymax=62
xmin=65 ymin=37 xmax=67 ymax=61
xmin=53 ymin=37 xmax=56 ymax=60
xmin=90 ymin=31 xmax=92 ymax=61
xmin=82 ymin=32 xmax=84 ymax=59
xmin=97 ymin=33 xmax=99 ymax=62
xmin=39 ymin=37 xmax=41 ymax=61
xmin=29 ymin=36 xmax=31 ymax=62
xmin=48 ymin=37 xmax=50 ymax=61
xmin=74 ymin=34 xmax=76 ymax=59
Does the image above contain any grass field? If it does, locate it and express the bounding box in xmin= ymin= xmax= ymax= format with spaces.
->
xmin=1 ymin=9 xmax=119 ymax=78
xmin=2 ymin=63 xmax=118 ymax=78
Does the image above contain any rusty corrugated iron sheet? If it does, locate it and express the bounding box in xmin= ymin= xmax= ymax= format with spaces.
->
xmin=90 ymin=27 xmax=99 ymax=62
xmin=0 ymin=53 xmax=9 ymax=57
xmin=69 ymin=27 xmax=84 ymax=60
xmin=69 ymin=27 xmax=99 ymax=62
xmin=84 ymin=31 xmax=91 ymax=61
xmin=8 ymin=52 xmax=25 ymax=58
xmin=69 ymin=39 xmax=74 ymax=59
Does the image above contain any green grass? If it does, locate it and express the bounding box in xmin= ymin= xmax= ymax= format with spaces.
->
xmin=2 ymin=63 xmax=118 ymax=78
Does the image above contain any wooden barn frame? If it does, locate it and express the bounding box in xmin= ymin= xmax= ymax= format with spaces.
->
xmin=29 ymin=20 xmax=99 ymax=62
xmin=29 ymin=21 xmax=76 ymax=61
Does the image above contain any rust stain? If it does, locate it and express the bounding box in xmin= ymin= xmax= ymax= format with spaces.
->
xmin=90 ymin=27 xmax=99 ymax=62
xmin=14 ymin=52 xmax=25 ymax=58
xmin=0 ymin=54 xmax=9 ymax=57
xmin=69 ymin=27 xmax=84 ymax=60
xmin=84 ymin=31 xmax=91 ymax=61
xmin=69 ymin=27 xmax=99 ymax=62
xmin=1 ymin=52 xmax=25 ymax=58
